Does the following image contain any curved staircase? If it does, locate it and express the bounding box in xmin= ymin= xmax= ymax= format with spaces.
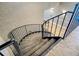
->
xmin=20 ymin=33 xmax=56 ymax=56
xmin=0 ymin=3 xmax=79 ymax=56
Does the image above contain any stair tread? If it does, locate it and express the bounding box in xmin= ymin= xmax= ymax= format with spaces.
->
xmin=20 ymin=33 xmax=42 ymax=48
xmin=20 ymin=33 xmax=42 ymax=45
xmin=31 ymin=39 xmax=55 ymax=56
xmin=23 ymin=39 xmax=48 ymax=56
xmin=20 ymin=32 xmax=56 ymax=56
xmin=20 ymin=38 xmax=42 ymax=49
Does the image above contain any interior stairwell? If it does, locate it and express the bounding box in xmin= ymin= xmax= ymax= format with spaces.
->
xmin=0 ymin=3 xmax=79 ymax=56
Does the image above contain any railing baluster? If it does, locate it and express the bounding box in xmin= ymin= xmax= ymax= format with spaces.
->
xmin=43 ymin=22 xmax=46 ymax=37
xmin=47 ymin=21 xmax=49 ymax=32
xmin=13 ymin=40 xmax=21 ymax=56
xmin=50 ymin=19 xmax=54 ymax=36
xmin=58 ymin=13 xmax=67 ymax=37
xmin=13 ymin=28 xmax=20 ymax=42
xmin=54 ymin=16 xmax=59 ymax=36
xmin=11 ymin=32 xmax=16 ymax=40
xmin=41 ymin=25 xmax=44 ymax=38
xmin=47 ymin=21 xmax=50 ymax=37
xmin=10 ymin=40 xmax=21 ymax=56
xmin=44 ymin=22 xmax=46 ymax=32
xmin=17 ymin=28 xmax=21 ymax=42
xmin=25 ymin=25 xmax=27 ymax=34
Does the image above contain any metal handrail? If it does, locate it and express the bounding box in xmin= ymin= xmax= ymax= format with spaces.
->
xmin=8 ymin=24 xmax=42 ymax=44
xmin=42 ymin=11 xmax=73 ymax=39
xmin=0 ymin=40 xmax=21 ymax=56
xmin=42 ymin=11 xmax=73 ymax=26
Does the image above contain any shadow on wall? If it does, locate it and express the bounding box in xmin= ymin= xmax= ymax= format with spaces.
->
xmin=65 ymin=3 xmax=79 ymax=38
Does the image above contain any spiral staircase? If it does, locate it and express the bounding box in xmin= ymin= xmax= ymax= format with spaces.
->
xmin=0 ymin=3 xmax=79 ymax=56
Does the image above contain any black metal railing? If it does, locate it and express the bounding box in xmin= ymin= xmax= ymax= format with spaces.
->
xmin=8 ymin=24 xmax=42 ymax=55
xmin=8 ymin=24 xmax=42 ymax=44
xmin=0 ymin=40 xmax=21 ymax=56
xmin=42 ymin=11 xmax=73 ymax=39
xmin=0 ymin=24 xmax=42 ymax=56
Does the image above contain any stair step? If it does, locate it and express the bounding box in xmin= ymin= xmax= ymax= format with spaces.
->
xmin=21 ymin=43 xmax=39 ymax=55
xmin=31 ymin=39 xmax=55 ymax=56
xmin=20 ymin=33 xmax=41 ymax=45
xmin=21 ymin=39 xmax=43 ymax=54
xmin=24 ymin=39 xmax=48 ymax=56
xmin=20 ymin=33 xmax=42 ymax=48
xmin=20 ymin=38 xmax=42 ymax=49
xmin=20 ymin=41 xmax=43 ymax=55
xmin=41 ymin=38 xmax=61 ymax=56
